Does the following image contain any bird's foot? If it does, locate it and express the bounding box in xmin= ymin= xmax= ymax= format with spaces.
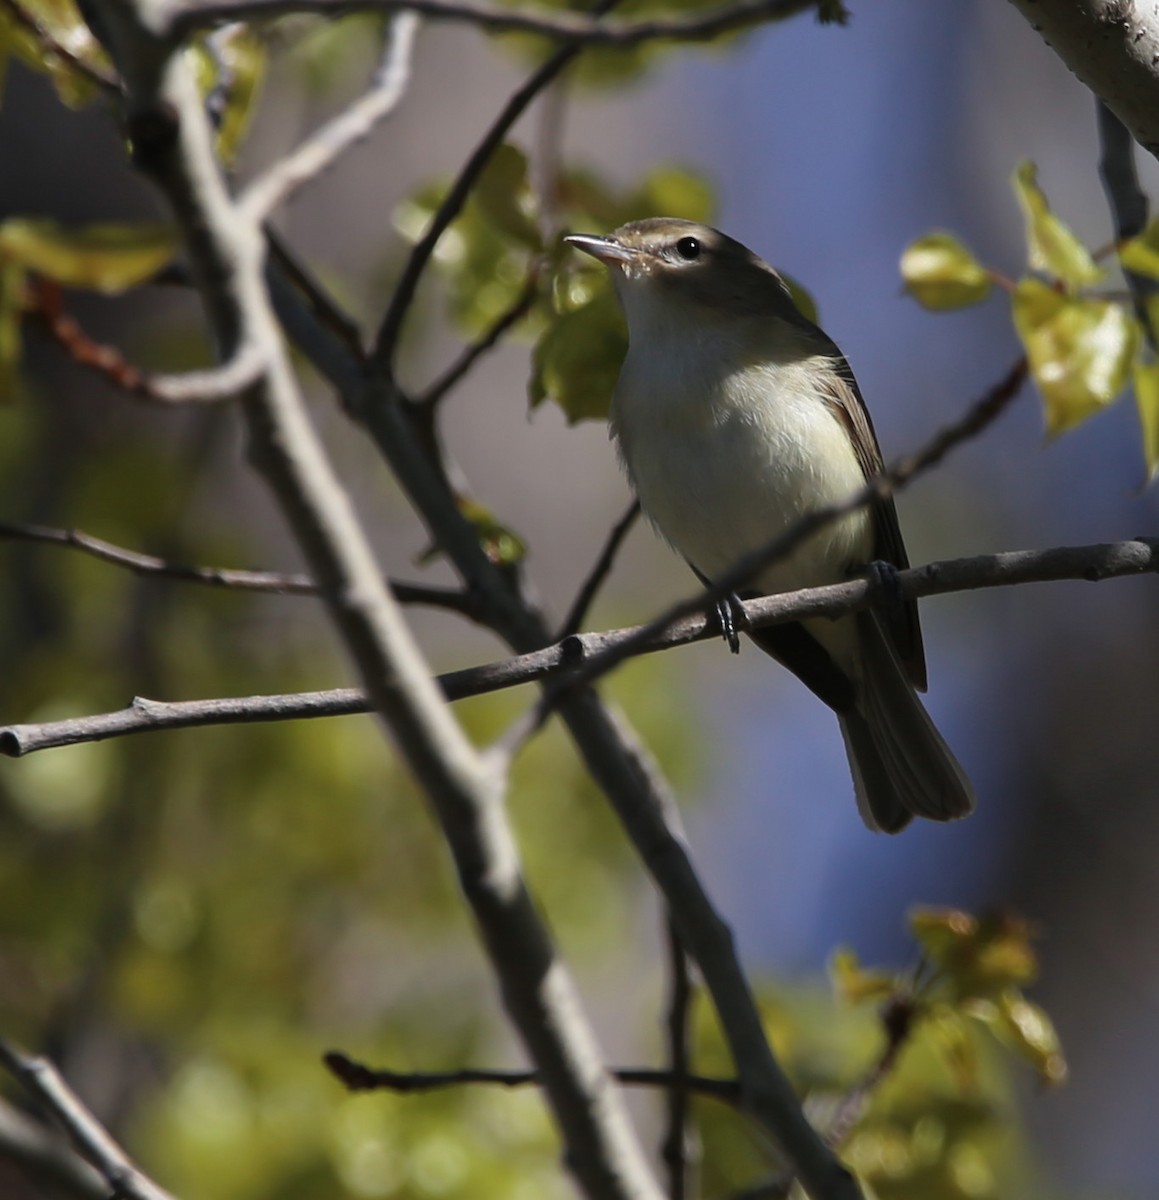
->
xmin=865 ymin=559 xmax=904 ymax=615
xmin=714 ymin=592 xmax=750 ymax=654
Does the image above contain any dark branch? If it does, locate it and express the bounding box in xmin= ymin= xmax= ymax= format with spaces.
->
xmin=661 ymin=921 xmax=697 ymax=1200
xmin=0 ymin=519 xmax=482 ymax=616
xmin=4 ymin=537 xmax=1156 ymax=756
xmin=558 ymin=500 xmax=640 ymax=638
xmin=324 ymin=1050 xmax=740 ymax=1104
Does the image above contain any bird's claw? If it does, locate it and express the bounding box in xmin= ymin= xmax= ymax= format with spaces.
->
xmin=865 ymin=559 xmax=904 ymax=614
xmin=715 ymin=592 xmax=749 ymax=654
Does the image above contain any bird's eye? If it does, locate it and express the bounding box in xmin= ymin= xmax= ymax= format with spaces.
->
xmin=675 ymin=236 xmax=701 ymax=261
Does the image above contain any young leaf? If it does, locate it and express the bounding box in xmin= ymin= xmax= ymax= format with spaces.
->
xmin=1012 ymin=278 xmax=1137 ymax=437
xmin=1133 ymin=355 xmax=1159 ymax=484
xmin=0 ymin=219 xmax=177 ymax=293
xmin=900 ymin=232 xmax=991 ymax=311
xmin=1118 ymin=216 xmax=1159 ymax=280
xmin=829 ymin=948 xmax=896 ymax=1006
xmin=1012 ymin=162 xmax=1103 ymax=290
xmin=993 ymin=992 xmax=1067 ymax=1087
xmin=529 ymin=287 xmax=626 ymax=424
xmin=910 ymin=908 xmax=1038 ymax=999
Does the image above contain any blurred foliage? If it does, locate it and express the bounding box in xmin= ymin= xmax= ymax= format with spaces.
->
xmin=690 ymin=908 xmax=1063 ymax=1199
xmin=902 ymin=159 xmax=1159 ymax=480
xmin=0 ymin=0 xmax=110 ymax=108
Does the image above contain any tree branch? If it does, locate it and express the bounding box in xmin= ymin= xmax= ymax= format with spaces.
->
xmin=661 ymin=920 xmax=696 ymax=1200
xmin=94 ymin=3 xmax=663 ymax=1195
xmin=0 ymin=518 xmax=483 ymax=615
xmin=240 ymin=12 xmax=420 ymax=222
xmin=0 ymin=1097 xmax=108 ymax=1200
xmin=558 ymin=499 xmax=639 ymax=638
xmin=167 ymin=0 xmax=834 ymax=46
xmin=323 ymin=1050 xmax=741 ymax=1104
xmin=1006 ymin=0 xmax=1159 ymax=160
xmin=6 ymin=538 xmax=1154 ymax=754
xmin=0 ymin=1040 xmax=176 ymax=1200
xmin=369 ymin=0 xmax=622 ymax=367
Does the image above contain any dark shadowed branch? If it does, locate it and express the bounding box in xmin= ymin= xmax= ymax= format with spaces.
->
xmin=558 ymin=499 xmax=640 ymax=637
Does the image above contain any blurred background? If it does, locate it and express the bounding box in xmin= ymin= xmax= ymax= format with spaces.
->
xmin=2 ymin=0 xmax=1158 ymax=1197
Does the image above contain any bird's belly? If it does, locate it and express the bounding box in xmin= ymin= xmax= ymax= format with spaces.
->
xmin=622 ymin=386 xmax=873 ymax=597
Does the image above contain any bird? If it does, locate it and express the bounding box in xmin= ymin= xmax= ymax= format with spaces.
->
xmin=565 ymin=218 xmax=975 ymax=833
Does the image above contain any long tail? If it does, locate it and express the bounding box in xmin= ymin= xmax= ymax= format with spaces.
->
xmin=839 ymin=611 xmax=975 ymax=833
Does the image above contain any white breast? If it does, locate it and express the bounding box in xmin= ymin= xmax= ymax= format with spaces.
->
xmin=611 ymin=315 xmax=873 ymax=601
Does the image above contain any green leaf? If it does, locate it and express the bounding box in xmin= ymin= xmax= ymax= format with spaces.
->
xmin=829 ymin=948 xmax=896 ymax=1006
xmin=530 ymin=286 xmax=626 ymax=423
xmin=1012 ymin=278 xmax=1138 ymax=437
xmin=910 ymin=908 xmax=1038 ymax=1000
xmin=0 ymin=0 xmax=111 ymax=108
xmin=900 ymin=232 xmax=992 ymax=310
xmin=0 ymin=219 xmax=177 ymax=293
xmin=0 ymin=260 xmax=25 ymax=403
xmin=1133 ymin=354 xmax=1159 ymax=483
xmin=1012 ymin=161 xmax=1103 ymax=290
xmin=1118 ymin=216 xmax=1159 ymax=280
xmin=967 ymin=991 xmax=1067 ymax=1088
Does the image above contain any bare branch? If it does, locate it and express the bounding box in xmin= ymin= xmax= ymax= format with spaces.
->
xmin=370 ymin=0 xmax=623 ymax=367
xmin=661 ymin=921 xmax=697 ymax=1200
xmin=0 ymin=518 xmax=483 ymax=615
xmin=0 ymin=1040 xmax=176 ymax=1200
xmin=324 ymin=1050 xmax=741 ymax=1104
xmin=417 ymin=269 xmax=541 ymax=407
xmin=240 ymin=13 xmax=420 ymax=222
xmin=168 ymin=0 xmax=834 ymax=46
xmin=558 ymin=500 xmax=640 ymax=638
xmin=0 ymin=1098 xmax=108 ymax=1200
xmin=95 ymin=2 xmax=663 ymax=1192
xmin=1006 ymin=0 xmax=1159 ymax=160
xmin=5 ymin=537 xmax=1155 ymax=757
xmin=29 ymin=280 xmax=266 ymax=403
xmin=1097 ymin=101 xmax=1158 ymax=348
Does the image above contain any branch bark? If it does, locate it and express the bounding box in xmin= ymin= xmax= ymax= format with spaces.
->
xmin=1007 ymin=0 xmax=1159 ymax=159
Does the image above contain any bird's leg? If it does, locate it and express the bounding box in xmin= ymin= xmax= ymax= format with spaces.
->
xmin=864 ymin=559 xmax=904 ymax=617
xmin=714 ymin=591 xmax=750 ymax=654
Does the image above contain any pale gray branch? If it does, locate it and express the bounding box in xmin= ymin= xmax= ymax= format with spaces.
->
xmin=0 ymin=1040 xmax=175 ymax=1200
xmin=93 ymin=1 xmax=663 ymax=1194
xmin=6 ymin=538 xmax=1153 ymax=753
xmin=0 ymin=1097 xmax=108 ymax=1200
xmin=1007 ymin=0 xmax=1159 ymax=159
xmin=240 ymin=12 xmax=419 ymax=221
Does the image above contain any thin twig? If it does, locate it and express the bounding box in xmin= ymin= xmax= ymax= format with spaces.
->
xmin=4 ymin=537 xmax=1156 ymax=757
xmin=558 ymin=500 xmax=639 ymax=637
xmin=324 ymin=1050 xmax=741 ymax=1104
xmin=241 ymin=13 xmax=420 ymax=222
xmin=1097 ymin=101 xmax=1157 ymax=348
xmin=28 ymin=279 xmax=265 ymax=403
xmin=662 ymin=920 xmax=697 ymax=1200
xmin=370 ymin=0 xmax=623 ymax=367
xmin=0 ymin=1039 xmax=176 ymax=1200
xmin=169 ymin=0 xmax=836 ymax=45
xmin=0 ymin=518 xmax=483 ymax=615
xmin=417 ymin=269 xmax=541 ymax=407
xmin=264 ymin=225 xmax=368 ymax=361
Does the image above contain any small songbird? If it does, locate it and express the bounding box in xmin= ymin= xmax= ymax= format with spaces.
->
xmin=565 ymin=218 xmax=974 ymax=833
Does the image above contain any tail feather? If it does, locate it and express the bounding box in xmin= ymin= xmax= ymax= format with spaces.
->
xmin=840 ymin=611 xmax=975 ymax=833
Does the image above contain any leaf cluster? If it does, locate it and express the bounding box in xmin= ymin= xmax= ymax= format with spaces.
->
xmin=902 ymin=161 xmax=1159 ymax=479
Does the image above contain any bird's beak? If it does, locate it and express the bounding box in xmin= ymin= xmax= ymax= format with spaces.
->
xmin=564 ymin=233 xmax=642 ymax=267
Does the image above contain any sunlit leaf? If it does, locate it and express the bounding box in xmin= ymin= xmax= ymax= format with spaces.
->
xmin=1012 ymin=278 xmax=1137 ymax=437
xmin=1133 ymin=354 xmax=1159 ymax=484
xmin=900 ymin=232 xmax=992 ymax=310
xmin=830 ymin=948 xmax=896 ymax=1006
xmin=991 ymin=992 xmax=1067 ymax=1087
xmin=0 ymin=219 xmax=177 ymax=293
xmin=929 ymin=1007 xmax=980 ymax=1092
xmin=0 ymin=0 xmax=112 ymax=107
xmin=910 ymin=908 xmax=1038 ymax=999
xmin=0 ymin=260 xmax=25 ymax=403
xmin=1118 ymin=216 xmax=1159 ymax=280
xmin=1012 ymin=161 xmax=1103 ymax=290
xmin=530 ymin=286 xmax=625 ymax=423
xmin=456 ymin=497 xmax=527 ymax=567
